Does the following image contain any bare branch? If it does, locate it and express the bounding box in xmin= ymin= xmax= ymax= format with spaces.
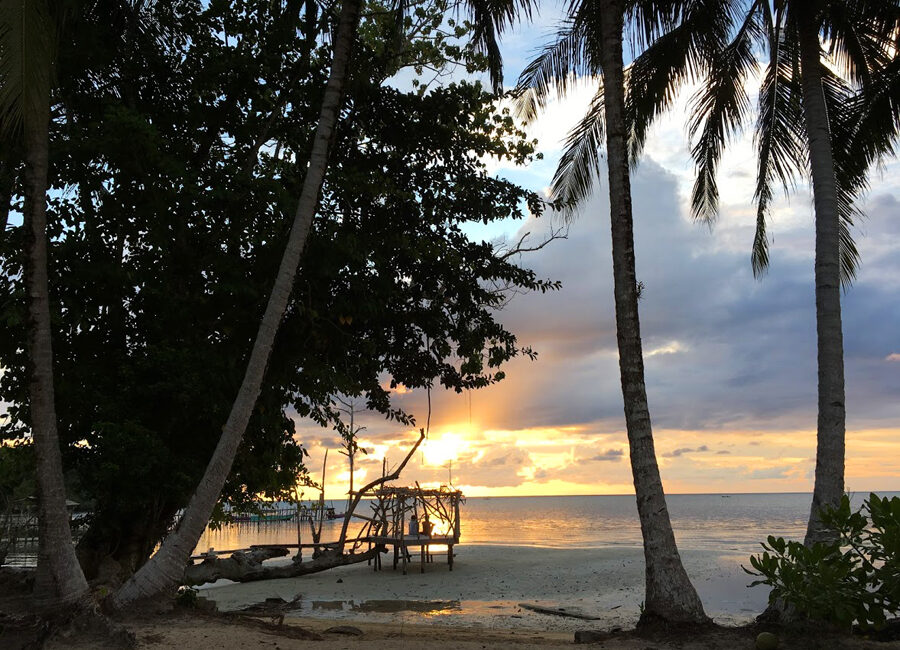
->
xmin=336 ymin=429 xmax=426 ymax=552
xmin=495 ymin=222 xmax=569 ymax=260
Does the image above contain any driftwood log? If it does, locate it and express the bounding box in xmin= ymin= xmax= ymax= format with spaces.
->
xmin=183 ymin=546 xmax=384 ymax=586
xmin=518 ymin=603 xmax=602 ymax=620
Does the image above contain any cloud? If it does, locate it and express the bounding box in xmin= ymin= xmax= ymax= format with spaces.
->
xmin=583 ymin=448 xmax=625 ymax=462
xmin=663 ymin=445 xmax=711 ymax=458
xmin=744 ymin=466 xmax=795 ymax=480
xmin=646 ymin=341 xmax=687 ymax=357
xmin=290 ymin=39 xmax=900 ymax=496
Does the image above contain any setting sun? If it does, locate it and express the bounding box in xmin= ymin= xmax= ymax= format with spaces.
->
xmin=421 ymin=432 xmax=468 ymax=467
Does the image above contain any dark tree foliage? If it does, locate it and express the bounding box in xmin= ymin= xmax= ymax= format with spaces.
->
xmin=0 ymin=0 xmax=553 ymax=580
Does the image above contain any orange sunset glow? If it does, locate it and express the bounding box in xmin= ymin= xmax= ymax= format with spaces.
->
xmin=298 ymin=419 xmax=900 ymax=499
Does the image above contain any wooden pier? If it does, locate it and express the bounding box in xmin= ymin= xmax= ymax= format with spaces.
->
xmin=181 ymin=433 xmax=465 ymax=584
xmin=365 ymin=485 xmax=463 ymax=574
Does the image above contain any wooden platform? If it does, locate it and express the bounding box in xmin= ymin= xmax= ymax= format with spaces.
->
xmin=365 ymin=534 xmax=456 ymax=574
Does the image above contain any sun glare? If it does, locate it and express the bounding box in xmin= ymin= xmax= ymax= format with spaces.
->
xmin=422 ymin=432 xmax=467 ymax=467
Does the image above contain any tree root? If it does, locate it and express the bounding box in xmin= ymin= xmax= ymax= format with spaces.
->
xmin=0 ymin=598 xmax=134 ymax=649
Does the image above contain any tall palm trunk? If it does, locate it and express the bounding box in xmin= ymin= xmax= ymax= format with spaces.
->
xmin=598 ymin=0 xmax=707 ymax=625
xmin=111 ymin=0 xmax=363 ymax=609
xmin=1 ymin=155 xmax=13 ymax=236
xmin=797 ymin=7 xmax=845 ymax=547
xmin=23 ymin=56 xmax=90 ymax=606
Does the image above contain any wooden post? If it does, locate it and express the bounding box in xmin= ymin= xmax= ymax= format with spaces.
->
xmin=401 ymin=496 xmax=408 ymax=575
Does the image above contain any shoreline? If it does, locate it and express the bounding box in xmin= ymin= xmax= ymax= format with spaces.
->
xmin=197 ymin=544 xmax=768 ymax=632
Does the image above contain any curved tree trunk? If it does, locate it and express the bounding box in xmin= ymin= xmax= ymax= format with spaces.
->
xmin=797 ymin=8 xmax=845 ymax=547
xmin=22 ymin=47 xmax=91 ymax=606
xmin=598 ymin=0 xmax=707 ymax=626
xmin=111 ymin=0 xmax=363 ymax=609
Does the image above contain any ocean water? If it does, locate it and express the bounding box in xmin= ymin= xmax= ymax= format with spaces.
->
xmin=195 ymin=491 xmax=900 ymax=556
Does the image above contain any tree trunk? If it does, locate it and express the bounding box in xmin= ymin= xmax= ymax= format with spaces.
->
xmin=111 ymin=0 xmax=363 ymax=609
xmin=598 ymin=0 xmax=708 ymax=625
xmin=797 ymin=7 xmax=845 ymax=547
xmin=0 ymin=155 xmax=14 ymax=236
xmin=22 ymin=57 xmax=90 ymax=606
xmin=76 ymin=501 xmax=177 ymax=584
xmin=183 ymin=546 xmax=382 ymax=586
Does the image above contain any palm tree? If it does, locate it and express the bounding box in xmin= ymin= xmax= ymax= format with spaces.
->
xmin=0 ymin=0 xmax=90 ymax=606
xmin=630 ymin=0 xmax=899 ymax=545
xmin=112 ymin=0 xmax=534 ymax=608
xmin=515 ymin=0 xmax=708 ymax=625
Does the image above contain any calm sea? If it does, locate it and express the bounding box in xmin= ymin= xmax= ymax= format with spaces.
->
xmin=196 ymin=491 xmax=900 ymax=556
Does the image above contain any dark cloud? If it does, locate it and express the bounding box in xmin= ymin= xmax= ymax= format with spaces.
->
xmin=476 ymin=156 xmax=900 ymax=436
xmin=583 ymin=448 xmax=625 ymax=462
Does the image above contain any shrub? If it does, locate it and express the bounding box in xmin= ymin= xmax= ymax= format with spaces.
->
xmin=746 ymin=493 xmax=900 ymax=629
xmin=175 ymin=587 xmax=199 ymax=608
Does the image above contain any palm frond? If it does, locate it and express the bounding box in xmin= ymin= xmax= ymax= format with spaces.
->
xmin=464 ymin=0 xmax=536 ymax=93
xmin=822 ymin=0 xmax=900 ymax=87
xmin=625 ymin=12 xmax=701 ymax=162
xmin=846 ymin=52 xmax=900 ymax=171
xmin=823 ymin=65 xmax=866 ymax=286
xmin=687 ymin=0 xmax=762 ymax=225
xmin=751 ymin=19 xmax=807 ymax=277
xmin=513 ymin=18 xmax=592 ymax=123
xmin=627 ymin=0 xmax=761 ymax=164
xmin=549 ymin=85 xmax=606 ymax=217
xmin=624 ymin=0 xmax=684 ymax=53
xmin=0 ymin=0 xmax=54 ymax=136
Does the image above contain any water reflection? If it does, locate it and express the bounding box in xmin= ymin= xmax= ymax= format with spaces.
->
xmin=195 ymin=492 xmax=899 ymax=557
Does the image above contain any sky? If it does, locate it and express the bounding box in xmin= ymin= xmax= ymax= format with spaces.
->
xmin=292 ymin=4 xmax=900 ymax=500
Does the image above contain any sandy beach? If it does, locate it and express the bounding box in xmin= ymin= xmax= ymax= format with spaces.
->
xmin=24 ymin=544 xmax=899 ymax=649
xmin=196 ymin=545 xmax=768 ymax=632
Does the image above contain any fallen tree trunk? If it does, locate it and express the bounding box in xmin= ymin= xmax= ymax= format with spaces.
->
xmin=183 ymin=546 xmax=383 ymax=586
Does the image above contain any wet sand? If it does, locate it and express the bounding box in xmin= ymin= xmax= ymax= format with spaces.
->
xmin=197 ymin=545 xmax=768 ymax=632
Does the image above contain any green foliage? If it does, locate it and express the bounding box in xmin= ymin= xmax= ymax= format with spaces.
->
xmin=0 ymin=0 xmax=54 ymax=136
xmin=174 ymin=586 xmax=199 ymax=608
xmin=0 ymin=440 xmax=34 ymax=503
xmin=746 ymin=494 xmax=900 ymax=629
xmin=0 ymin=0 xmax=553 ymax=573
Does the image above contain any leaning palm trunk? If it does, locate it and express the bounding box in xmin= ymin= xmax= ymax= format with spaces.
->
xmin=797 ymin=10 xmax=845 ymax=547
xmin=111 ymin=0 xmax=363 ymax=609
xmin=598 ymin=0 xmax=707 ymax=625
xmin=22 ymin=50 xmax=91 ymax=606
